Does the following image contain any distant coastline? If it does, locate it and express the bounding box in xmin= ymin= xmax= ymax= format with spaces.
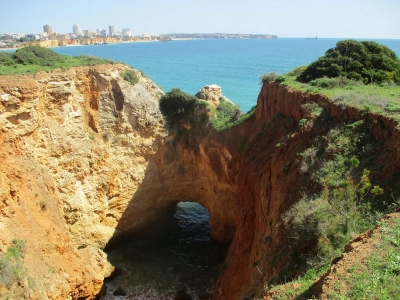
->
xmin=0 ymin=33 xmax=278 ymax=50
xmin=161 ymin=33 xmax=278 ymax=40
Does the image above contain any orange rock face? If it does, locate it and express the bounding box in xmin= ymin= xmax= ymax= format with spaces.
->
xmin=0 ymin=65 xmax=165 ymax=298
xmin=1 ymin=68 xmax=400 ymax=299
xmin=154 ymin=82 xmax=400 ymax=299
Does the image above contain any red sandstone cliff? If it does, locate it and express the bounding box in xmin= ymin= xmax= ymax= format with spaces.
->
xmin=156 ymin=82 xmax=400 ymax=299
xmin=1 ymin=68 xmax=399 ymax=299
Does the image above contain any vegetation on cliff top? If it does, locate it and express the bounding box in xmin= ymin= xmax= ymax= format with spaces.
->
xmin=261 ymin=41 xmax=400 ymax=124
xmin=159 ymin=88 xmax=255 ymax=132
xmin=264 ymin=116 xmax=400 ymax=299
xmin=296 ymin=40 xmax=400 ymax=84
xmin=0 ymin=46 xmax=113 ymax=75
xmin=327 ymin=216 xmax=400 ymax=299
xmin=159 ymin=88 xmax=198 ymax=122
xmin=210 ymin=97 xmax=243 ymax=130
xmin=261 ymin=40 xmax=400 ymax=299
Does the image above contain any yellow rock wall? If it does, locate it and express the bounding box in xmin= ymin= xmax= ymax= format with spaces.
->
xmin=0 ymin=64 xmax=165 ymax=298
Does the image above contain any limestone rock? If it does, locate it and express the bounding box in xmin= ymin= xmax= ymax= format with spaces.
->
xmin=0 ymin=64 xmax=165 ymax=298
xmin=195 ymin=84 xmax=223 ymax=108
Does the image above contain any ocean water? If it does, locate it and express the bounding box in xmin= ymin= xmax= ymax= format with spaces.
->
xmin=103 ymin=202 xmax=227 ymax=299
xmin=53 ymin=38 xmax=400 ymax=112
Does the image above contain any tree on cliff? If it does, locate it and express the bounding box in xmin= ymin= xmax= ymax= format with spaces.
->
xmin=159 ymin=88 xmax=197 ymax=121
xmin=296 ymin=40 xmax=400 ymax=84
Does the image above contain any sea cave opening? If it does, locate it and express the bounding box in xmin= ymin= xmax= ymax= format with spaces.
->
xmin=103 ymin=201 xmax=229 ymax=299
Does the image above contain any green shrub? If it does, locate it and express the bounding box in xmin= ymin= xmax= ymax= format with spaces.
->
xmin=284 ymin=121 xmax=387 ymax=270
xmin=0 ymin=46 xmax=113 ymax=75
xmin=299 ymin=118 xmax=307 ymax=127
xmin=287 ymin=65 xmax=307 ymax=77
xmin=159 ymin=88 xmax=197 ymax=122
xmin=13 ymin=46 xmax=65 ymax=66
xmin=301 ymin=102 xmax=322 ymax=117
xmin=260 ymin=72 xmax=278 ymax=83
xmin=260 ymin=73 xmax=286 ymax=84
xmin=210 ymin=97 xmax=242 ymax=130
xmin=0 ymin=239 xmax=25 ymax=289
xmin=385 ymin=102 xmax=400 ymax=112
xmin=297 ymin=40 xmax=400 ymax=84
xmin=275 ymin=76 xmax=286 ymax=83
xmin=122 ymin=69 xmax=139 ymax=85
xmin=309 ymin=77 xmax=362 ymax=89
xmin=0 ymin=52 xmax=16 ymax=66
xmin=6 ymin=239 xmax=25 ymax=259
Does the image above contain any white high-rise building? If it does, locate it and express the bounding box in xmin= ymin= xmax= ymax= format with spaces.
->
xmin=108 ymin=25 xmax=115 ymax=37
xmin=122 ymin=28 xmax=132 ymax=37
xmin=43 ymin=24 xmax=52 ymax=35
xmin=96 ymin=28 xmax=101 ymax=35
xmin=72 ymin=24 xmax=82 ymax=36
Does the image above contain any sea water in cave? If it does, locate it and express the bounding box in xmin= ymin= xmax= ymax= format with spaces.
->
xmin=103 ymin=202 xmax=229 ymax=299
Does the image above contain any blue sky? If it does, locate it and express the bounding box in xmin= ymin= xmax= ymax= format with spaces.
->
xmin=1 ymin=0 xmax=399 ymax=38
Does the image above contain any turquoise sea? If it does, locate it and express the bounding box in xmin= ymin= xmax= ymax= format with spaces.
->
xmin=53 ymin=38 xmax=400 ymax=112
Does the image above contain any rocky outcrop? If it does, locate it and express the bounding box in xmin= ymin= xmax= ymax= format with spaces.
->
xmin=196 ymin=84 xmax=225 ymax=108
xmin=154 ymin=82 xmax=400 ymax=299
xmin=1 ymin=67 xmax=400 ymax=300
xmin=0 ymin=64 xmax=165 ymax=298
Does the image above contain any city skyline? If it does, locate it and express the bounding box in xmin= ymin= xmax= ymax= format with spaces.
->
xmin=3 ymin=23 xmax=133 ymax=37
xmin=0 ymin=0 xmax=399 ymax=39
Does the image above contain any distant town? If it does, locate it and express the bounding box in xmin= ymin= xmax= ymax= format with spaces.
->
xmin=0 ymin=24 xmax=277 ymax=49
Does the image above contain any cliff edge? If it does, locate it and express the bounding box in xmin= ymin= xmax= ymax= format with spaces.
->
xmin=0 ymin=64 xmax=165 ymax=298
xmin=1 ymin=67 xmax=400 ymax=299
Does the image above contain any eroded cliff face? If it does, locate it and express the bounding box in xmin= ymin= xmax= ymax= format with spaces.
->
xmin=151 ymin=82 xmax=400 ymax=299
xmin=2 ymin=67 xmax=400 ymax=300
xmin=0 ymin=64 xmax=166 ymax=298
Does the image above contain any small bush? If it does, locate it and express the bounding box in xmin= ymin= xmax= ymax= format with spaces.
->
xmin=159 ymin=88 xmax=197 ymax=122
xmin=260 ymin=72 xmax=278 ymax=83
xmin=284 ymin=121 xmax=387 ymax=270
xmin=275 ymin=76 xmax=286 ymax=83
xmin=0 ymin=46 xmax=113 ymax=75
xmin=301 ymin=102 xmax=323 ymax=117
xmin=308 ymin=77 xmax=360 ymax=89
xmin=122 ymin=69 xmax=139 ymax=85
xmin=0 ymin=239 xmax=25 ymax=289
xmin=210 ymin=97 xmax=242 ymax=130
xmin=296 ymin=40 xmax=400 ymax=84
xmin=287 ymin=65 xmax=307 ymax=77
xmin=0 ymin=52 xmax=16 ymax=66
xmin=299 ymin=118 xmax=307 ymax=127
xmin=385 ymin=102 xmax=400 ymax=112
xmin=6 ymin=239 xmax=25 ymax=259
xmin=0 ymin=256 xmax=14 ymax=288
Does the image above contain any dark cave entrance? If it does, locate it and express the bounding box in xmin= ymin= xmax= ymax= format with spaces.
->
xmin=103 ymin=202 xmax=229 ymax=299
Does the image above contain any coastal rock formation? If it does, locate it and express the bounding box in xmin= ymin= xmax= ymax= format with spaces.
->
xmin=0 ymin=64 xmax=165 ymax=298
xmin=1 ymin=66 xmax=400 ymax=299
xmin=195 ymin=84 xmax=224 ymax=108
